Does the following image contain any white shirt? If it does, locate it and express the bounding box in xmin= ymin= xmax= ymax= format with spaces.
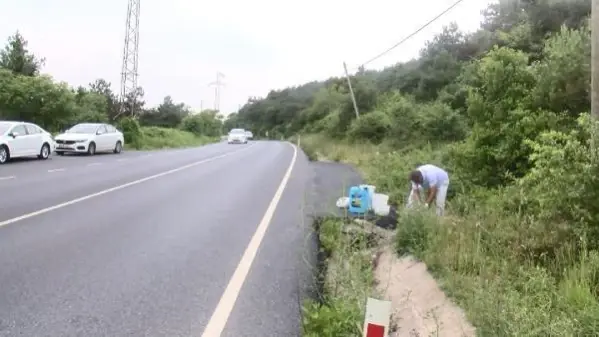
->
xmin=411 ymin=164 xmax=449 ymax=191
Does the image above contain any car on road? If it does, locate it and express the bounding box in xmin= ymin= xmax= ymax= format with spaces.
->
xmin=228 ymin=128 xmax=248 ymax=144
xmin=54 ymin=123 xmax=124 ymax=156
xmin=0 ymin=121 xmax=56 ymax=164
xmin=245 ymin=130 xmax=253 ymax=140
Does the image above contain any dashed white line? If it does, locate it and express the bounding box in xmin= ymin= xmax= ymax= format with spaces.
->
xmin=0 ymin=144 xmax=255 ymax=228
xmin=200 ymin=143 xmax=297 ymax=337
xmin=0 ymin=176 xmax=15 ymax=181
xmin=47 ymin=168 xmax=65 ymax=173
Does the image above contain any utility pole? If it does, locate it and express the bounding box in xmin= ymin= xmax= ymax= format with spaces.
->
xmin=209 ymin=72 xmax=225 ymax=112
xmin=343 ymin=62 xmax=360 ymax=119
xmin=200 ymin=100 xmax=203 ymax=112
xmin=592 ymin=0 xmax=599 ymax=118
xmin=118 ymin=0 xmax=141 ymax=119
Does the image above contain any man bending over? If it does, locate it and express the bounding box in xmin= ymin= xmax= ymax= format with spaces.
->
xmin=409 ymin=164 xmax=450 ymax=216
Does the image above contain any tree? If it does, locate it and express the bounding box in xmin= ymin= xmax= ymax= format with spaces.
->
xmin=139 ymin=95 xmax=190 ymax=128
xmin=0 ymin=31 xmax=45 ymax=76
xmin=89 ymin=79 xmax=119 ymax=119
xmin=181 ymin=110 xmax=223 ymax=137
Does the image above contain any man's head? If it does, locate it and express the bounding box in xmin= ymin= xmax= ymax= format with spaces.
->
xmin=409 ymin=170 xmax=423 ymax=184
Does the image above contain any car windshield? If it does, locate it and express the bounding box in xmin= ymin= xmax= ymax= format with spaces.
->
xmin=66 ymin=124 xmax=99 ymax=134
xmin=230 ymin=129 xmax=245 ymax=134
xmin=0 ymin=122 xmax=12 ymax=135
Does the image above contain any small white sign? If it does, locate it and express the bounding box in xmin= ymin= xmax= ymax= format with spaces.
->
xmin=363 ymin=297 xmax=391 ymax=337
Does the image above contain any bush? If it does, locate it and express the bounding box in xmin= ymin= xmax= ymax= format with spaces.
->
xmin=139 ymin=126 xmax=214 ymax=150
xmin=181 ymin=112 xmax=222 ymax=137
xmin=348 ymin=111 xmax=391 ymax=143
xmin=395 ymin=210 xmax=439 ymax=256
xmin=519 ymin=113 xmax=599 ymax=246
xmin=117 ymin=117 xmax=143 ymax=149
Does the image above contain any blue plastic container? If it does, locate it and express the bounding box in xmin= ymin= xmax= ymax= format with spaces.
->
xmin=348 ymin=185 xmax=371 ymax=214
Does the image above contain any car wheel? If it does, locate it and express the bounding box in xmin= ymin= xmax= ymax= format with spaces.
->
xmin=38 ymin=143 xmax=50 ymax=160
xmin=114 ymin=141 xmax=122 ymax=154
xmin=87 ymin=142 xmax=96 ymax=156
xmin=0 ymin=145 xmax=9 ymax=164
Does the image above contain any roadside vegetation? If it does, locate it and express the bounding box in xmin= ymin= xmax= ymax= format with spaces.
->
xmin=0 ymin=32 xmax=225 ymax=150
xmin=302 ymin=217 xmax=374 ymax=337
xmin=237 ymin=1 xmax=599 ymax=335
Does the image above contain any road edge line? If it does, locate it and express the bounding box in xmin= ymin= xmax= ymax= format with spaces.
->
xmin=200 ymin=142 xmax=298 ymax=337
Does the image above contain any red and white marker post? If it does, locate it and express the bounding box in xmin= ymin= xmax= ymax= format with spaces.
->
xmin=363 ymin=297 xmax=392 ymax=337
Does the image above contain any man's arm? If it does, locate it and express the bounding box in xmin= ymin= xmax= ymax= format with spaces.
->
xmin=411 ymin=182 xmax=421 ymax=202
xmin=424 ymin=177 xmax=438 ymax=206
xmin=425 ymin=186 xmax=437 ymax=206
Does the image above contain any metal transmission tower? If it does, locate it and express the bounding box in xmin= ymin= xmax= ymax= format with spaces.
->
xmin=209 ymin=72 xmax=225 ymax=111
xmin=119 ymin=0 xmax=141 ymax=118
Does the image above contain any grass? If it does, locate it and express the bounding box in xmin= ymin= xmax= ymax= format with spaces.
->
xmin=302 ymin=217 xmax=379 ymax=337
xmin=135 ymin=126 xmax=218 ymax=150
xmin=299 ymin=134 xmax=599 ymax=337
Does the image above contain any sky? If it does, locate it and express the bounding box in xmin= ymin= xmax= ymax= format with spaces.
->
xmin=0 ymin=0 xmax=495 ymax=115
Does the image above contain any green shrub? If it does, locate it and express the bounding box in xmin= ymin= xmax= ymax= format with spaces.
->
xmin=139 ymin=126 xmax=214 ymax=150
xmin=395 ymin=210 xmax=439 ymax=256
xmin=117 ymin=117 xmax=143 ymax=149
xmin=302 ymin=299 xmax=362 ymax=337
xmin=348 ymin=111 xmax=391 ymax=143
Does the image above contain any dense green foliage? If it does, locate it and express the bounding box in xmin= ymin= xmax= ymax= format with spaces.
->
xmin=0 ymin=32 xmax=224 ymax=149
xmin=234 ymin=0 xmax=599 ymax=335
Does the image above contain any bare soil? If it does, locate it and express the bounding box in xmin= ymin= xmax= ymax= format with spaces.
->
xmin=374 ymin=247 xmax=476 ymax=337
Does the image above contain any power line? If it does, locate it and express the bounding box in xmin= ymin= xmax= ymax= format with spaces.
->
xmin=357 ymin=0 xmax=465 ymax=69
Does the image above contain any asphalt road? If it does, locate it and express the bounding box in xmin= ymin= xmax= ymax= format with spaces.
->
xmin=0 ymin=141 xmax=313 ymax=337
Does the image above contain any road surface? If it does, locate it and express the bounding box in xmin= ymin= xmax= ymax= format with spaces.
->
xmin=0 ymin=141 xmax=313 ymax=337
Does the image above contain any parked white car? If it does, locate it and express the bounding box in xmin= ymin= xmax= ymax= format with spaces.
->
xmin=245 ymin=130 xmax=253 ymax=139
xmin=228 ymin=128 xmax=248 ymax=144
xmin=54 ymin=123 xmax=124 ymax=156
xmin=0 ymin=121 xmax=56 ymax=164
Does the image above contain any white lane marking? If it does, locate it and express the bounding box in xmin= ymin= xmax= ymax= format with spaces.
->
xmin=0 ymin=144 xmax=256 ymax=228
xmin=87 ymin=162 xmax=102 ymax=166
xmin=200 ymin=143 xmax=297 ymax=337
xmin=0 ymin=176 xmax=15 ymax=181
xmin=47 ymin=168 xmax=65 ymax=173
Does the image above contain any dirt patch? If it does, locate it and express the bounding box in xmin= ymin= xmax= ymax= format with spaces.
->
xmin=374 ymin=247 xmax=475 ymax=337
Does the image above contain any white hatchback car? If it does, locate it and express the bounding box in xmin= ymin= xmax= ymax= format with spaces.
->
xmin=0 ymin=121 xmax=56 ymax=164
xmin=54 ymin=123 xmax=124 ymax=156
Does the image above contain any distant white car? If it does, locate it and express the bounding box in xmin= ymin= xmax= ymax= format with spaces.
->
xmin=0 ymin=121 xmax=56 ymax=164
xmin=245 ymin=131 xmax=253 ymax=139
xmin=228 ymin=128 xmax=248 ymax=144
xmin=54 ymin=123 xmax=124 ymax=156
